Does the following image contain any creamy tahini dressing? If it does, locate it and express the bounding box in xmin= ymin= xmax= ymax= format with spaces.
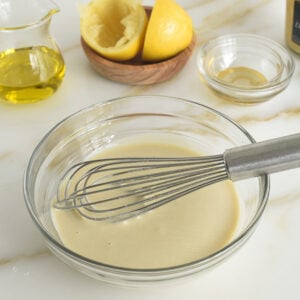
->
xmin=52 ymin=139 xmax=240 ymax=269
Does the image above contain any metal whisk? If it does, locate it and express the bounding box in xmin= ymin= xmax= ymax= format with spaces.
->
xmin=55 ymin=133 xmax=300 ymax=221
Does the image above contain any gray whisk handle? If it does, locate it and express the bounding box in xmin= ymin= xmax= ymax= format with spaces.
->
xmin=224 ymin=133 xmax=300 ymax=181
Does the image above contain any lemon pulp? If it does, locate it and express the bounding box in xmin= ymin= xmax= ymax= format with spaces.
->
xmin=80 ymin=0 xmax=148 ymax=61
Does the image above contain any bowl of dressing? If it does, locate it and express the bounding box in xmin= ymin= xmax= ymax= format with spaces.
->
xmin=24 ymin=95 xmax=270 ymax=286
xmin=197 ymin=34 xmax=295 ymax=104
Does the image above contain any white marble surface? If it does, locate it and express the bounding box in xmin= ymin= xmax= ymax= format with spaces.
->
xmin=1 ymin=0 xmax=300 ymax=299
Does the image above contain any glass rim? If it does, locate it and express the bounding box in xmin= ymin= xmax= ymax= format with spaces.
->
xmin=197 ymin=33 xmax=295 ymax=92
xmin=23 ymin=95 xmax=270 ymax=280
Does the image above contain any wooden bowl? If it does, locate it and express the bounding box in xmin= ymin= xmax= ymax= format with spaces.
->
xmin=80 ymin=7 xmax=196 ymax=85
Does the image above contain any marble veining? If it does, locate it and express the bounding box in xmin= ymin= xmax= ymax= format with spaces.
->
xmin=194 ymin=0 xmax=272 ymax=38
xmin=0 ymin=250 xmax=49 ymax=267
xmin=0 ymin=152 xmax=11 ymax=160
xmin=235 ymin=107 xmax=300 ymax=124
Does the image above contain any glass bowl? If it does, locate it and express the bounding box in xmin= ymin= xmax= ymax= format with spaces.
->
xmin=197 ymin=34 xmax=295 ymax=104
xmin=24 ymin=95 xmax=270 ymax=286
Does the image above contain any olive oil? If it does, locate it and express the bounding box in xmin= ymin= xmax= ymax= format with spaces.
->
xmin=0 ymin=46 xmax=65 ymax=103
xmin=217 ymin=66 xmax=268 ymax=88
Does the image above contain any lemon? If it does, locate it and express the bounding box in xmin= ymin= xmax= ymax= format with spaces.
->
xmin=142 ymin=0 xmax=193 ymax=62
xmin=80 ymin=0 xmax=148 ymax=61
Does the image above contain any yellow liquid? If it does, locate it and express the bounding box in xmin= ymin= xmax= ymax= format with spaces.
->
xmin=217 ymin=66 xmax=268 ymax=88
xmin=0 ymin=46 xmax=65 ymax=103
xmin=52 ymin=138 xmax=240 ymax=269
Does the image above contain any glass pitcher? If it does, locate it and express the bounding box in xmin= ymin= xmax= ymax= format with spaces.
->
xmin=0 ymin=0 xmax=66 ymax=104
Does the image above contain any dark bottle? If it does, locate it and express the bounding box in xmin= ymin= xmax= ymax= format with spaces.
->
xmin=286 ymin=0 xmax=300 ymax=53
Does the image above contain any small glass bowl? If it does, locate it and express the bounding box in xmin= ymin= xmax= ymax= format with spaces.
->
xmin=24 ymin=95 xmax=270 ymax=287
xmin=197 ymin=34 xmax=295 ymax=104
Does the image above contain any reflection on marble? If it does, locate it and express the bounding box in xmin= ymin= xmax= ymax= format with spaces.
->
xmin=1 ymin=0 xmax=300 ymax=299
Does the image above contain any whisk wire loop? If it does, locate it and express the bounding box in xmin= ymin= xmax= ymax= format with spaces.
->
xmin=54 ymin=133 xmax=300 ymax=221
xmin=55 ymin=155 xmax=228 ymax=221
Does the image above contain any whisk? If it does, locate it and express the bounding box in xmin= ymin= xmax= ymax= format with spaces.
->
xmin=55 ymin=133 xmax=300 ymax=221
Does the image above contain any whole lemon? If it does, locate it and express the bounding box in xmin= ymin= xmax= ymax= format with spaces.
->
xmin=142 ymin=0 xmax=193 ymax=62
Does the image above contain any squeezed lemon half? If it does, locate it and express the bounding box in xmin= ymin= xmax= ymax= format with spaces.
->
xmin=79 ymin=0 xmax=148 ymax=61
xmin=80 ymin=0 xmax=193 ymax=62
